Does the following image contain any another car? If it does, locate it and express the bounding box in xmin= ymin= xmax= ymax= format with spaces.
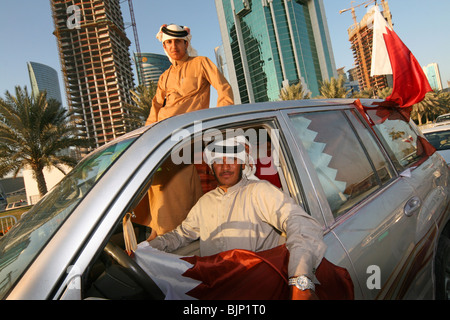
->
xmin=422 ymin=124 xmax=450 ymax=165
xmin=0 ymin=99 xmax=449 ymax=300
xmin=434 ymin=113 xmax=450 ymax=127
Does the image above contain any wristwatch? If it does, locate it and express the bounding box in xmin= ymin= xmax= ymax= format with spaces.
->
xmin=289 ymin=275 xmax=315 ymax=291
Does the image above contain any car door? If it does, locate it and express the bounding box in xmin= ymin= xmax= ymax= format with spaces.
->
xmin=281 ymin=106 xmax=433 ymax=299
xmin=364 ymin=108 xmax=446 ymax=298
xmin=163 ymin=111 xmax=360 ymax=299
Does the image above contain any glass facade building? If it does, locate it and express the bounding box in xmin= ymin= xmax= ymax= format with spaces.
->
xmin=423 ymin=63 xmax=443 ymax=91
xmin=134 ymin=53 xmax=171 ymax=87
xmin=215 ymin=0 xmax=337 ymax=103
xmin=27 ymin=62 xmax=63 ymax=103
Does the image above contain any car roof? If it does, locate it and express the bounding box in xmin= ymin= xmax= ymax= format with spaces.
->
xmin=146 ymin=98 xmax=379 ymax=129
xmin=93 ymin=98 xmax=381 ymax=158
xmin=436 ymin=113 xmax=450 ymax=118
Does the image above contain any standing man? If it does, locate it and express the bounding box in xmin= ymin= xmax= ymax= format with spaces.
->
xmin=133 ymin=24 xmax=233 ymax=241
xmin=145 ymin=24 xmax=234 ymax=125
xmin=148 ymin=136 xmax=327 ymax=300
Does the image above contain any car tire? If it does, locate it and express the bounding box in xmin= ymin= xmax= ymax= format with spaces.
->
xmin=435 ymin=232 xmax=450 ymax=300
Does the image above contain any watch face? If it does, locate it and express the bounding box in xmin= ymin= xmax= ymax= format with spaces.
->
xmin=289 ymin=275 xmax=314 ymax=290
xmin=296 ymin=276 xmax=314 ymax=290
xmin=297 ymin=276 xmax=309 ymax=289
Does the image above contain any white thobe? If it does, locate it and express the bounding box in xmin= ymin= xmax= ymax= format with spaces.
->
xmin=149 ymin=176 xmax=326 ymax=279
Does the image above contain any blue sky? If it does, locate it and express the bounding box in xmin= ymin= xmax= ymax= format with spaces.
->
xmin=1 ymin=0 xmax=449 ymax=108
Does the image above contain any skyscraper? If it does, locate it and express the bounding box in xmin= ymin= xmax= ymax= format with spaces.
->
xmin=27 ymin=62 xmax=63 ymax=103
xmin=50 ymin=0 xmax=135 ymax=149
xmin=215 ymin=45 xmax=230 ymax=83
xmin=423 ymin=63 xmax=443 ymax=91
xmin=215 ymin=0 xmax=337 ymax=103
xmin=134 ymin=53 xmax=171 ymax=87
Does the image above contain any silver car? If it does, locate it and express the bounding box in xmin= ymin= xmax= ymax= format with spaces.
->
xmin=422 ymin=124 xmax=450 ymax=166
xmin=1 ymin=99 xmax=449 ymax=300
xmin=434 ymin=113 xmax=450 ymax=127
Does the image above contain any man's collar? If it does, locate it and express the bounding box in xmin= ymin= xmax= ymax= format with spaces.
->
xmin=217 ymin=176 xmax=248 ymax=195
xmin=172 ymin=54 xmax=190 ymax=67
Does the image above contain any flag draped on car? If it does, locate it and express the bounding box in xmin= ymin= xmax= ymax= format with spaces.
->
xmin=370 ymin=6 xmax=432 ymax=108
xmin=134 ymin=242 xmax=354 ymax=300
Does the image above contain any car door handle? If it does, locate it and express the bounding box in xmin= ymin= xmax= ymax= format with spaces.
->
xmin=404 ymin=196 xmax=421 ymax=217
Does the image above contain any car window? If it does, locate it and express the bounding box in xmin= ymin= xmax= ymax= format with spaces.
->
xmin=0 ymin=135 xmax=137 ymax=299
xmin=288 ymin=110 xmax=393 ymax=219
xmin=424 ymin=130 xmax=450 ymax=151
xmin=365 ymin=109 xmax=427 ymax=172
xmin=82 ymin=123 xmax=300 ymax=299
xmin=130 ymin=124 xmax=290 ymax=234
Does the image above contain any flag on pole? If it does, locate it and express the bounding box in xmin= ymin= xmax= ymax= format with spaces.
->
xmin=370 ymin=6 xmax=432 ymax=108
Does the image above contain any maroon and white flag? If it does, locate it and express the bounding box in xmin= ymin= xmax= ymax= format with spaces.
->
xmin=370 ymin=5 xmax=432 ymax=108
xmin=134 ymin=242 xmax=354 ymax=300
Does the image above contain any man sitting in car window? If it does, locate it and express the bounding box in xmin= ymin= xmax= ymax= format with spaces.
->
xmin=147 ymin=135 xmax=327 ymax=300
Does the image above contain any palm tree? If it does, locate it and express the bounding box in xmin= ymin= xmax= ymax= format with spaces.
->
xmin=352 ymin=89 xmax=375 ymax=99
xmin=351 ymin=87 xmax=392 ymax=99
xmin=376 ymin=87 xmax=393 ymax=99
xmin=436 ymin=90 xmax=450 ymax=115
xmin=123 ymin=83 xmax=157 ymax=128
xmin=279 ymin=81 xmax=311 ymax=101
xmin=411 ymin=91 xmax=445 ymax=125
xmin=316 ymin=76 xmax=350 ymax=99
xmin=0 ymin=86 xmax=89 ymax=197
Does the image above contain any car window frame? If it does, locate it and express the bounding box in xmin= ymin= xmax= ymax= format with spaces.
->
xmin=50 ymin=110 xmax=324 ymax=299
xmin=115 ymin=112 xmax=323 ymax=222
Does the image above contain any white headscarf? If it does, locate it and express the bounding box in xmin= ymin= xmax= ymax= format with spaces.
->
xmin=156 ymin=24 xmax=198 ymax=62
xmin=204 ymin=135 xmax=258 ymax=181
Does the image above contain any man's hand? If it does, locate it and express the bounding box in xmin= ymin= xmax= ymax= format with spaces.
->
xmin=290 ymin=286 xmax=319 ymax=300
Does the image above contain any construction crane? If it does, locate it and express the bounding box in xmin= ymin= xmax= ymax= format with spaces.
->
xmin=127 ymin=0 xmax=145 ymax=86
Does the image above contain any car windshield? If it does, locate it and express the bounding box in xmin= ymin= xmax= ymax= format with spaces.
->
xmin=0 ymin=136 xmax=137 ymax=299
xmin=424 ymin=130 xmax=450 ymax=151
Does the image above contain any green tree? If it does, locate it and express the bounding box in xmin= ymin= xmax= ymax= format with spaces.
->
xmin=376 ymin=87 xmax=393 ymax=99
xmin=436 ymin=90 xmax=450 ymax=115
xmin=411 ymin=90 xmax=446 ymax=125
xmin=279 ymin=81 xmax=310 ymax=101
xmin=124 ymin=83 xmax=157 ymax=128
xmin=351 ymin=87 xmax=392 ymax=99
xmin=352 ymin=88 xmax=375 ymax=99
xmin=0 ymin=86 xmax=89 ymax=197
xmin=316 ymin=76 xmax=350 ymax=99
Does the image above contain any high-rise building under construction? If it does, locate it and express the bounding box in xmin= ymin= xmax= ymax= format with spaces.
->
xmin=344 ymin=0 xmax=393 ymax=92
xmin=50 ymin=0 xmax=135 ymax=149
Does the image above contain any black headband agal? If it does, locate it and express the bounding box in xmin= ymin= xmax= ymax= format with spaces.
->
xmin=221 ymin=145 xmax=245 ymax=154
xmin=162 ymin=26 xmax=189 ymax=38
xmin=206 ymin=143 xmax=245 ymax=155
